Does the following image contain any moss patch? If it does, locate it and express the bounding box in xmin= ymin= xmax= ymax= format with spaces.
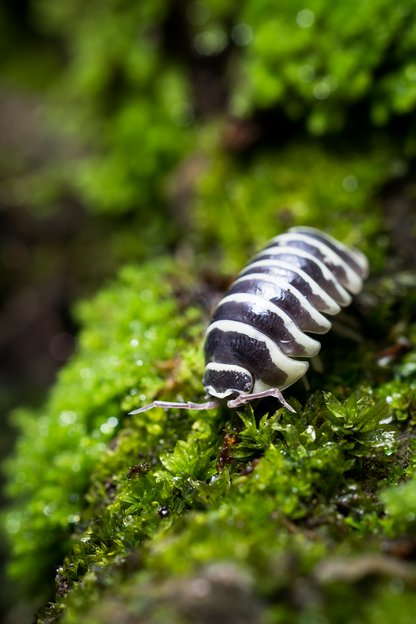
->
xmin=4 ymin=252 xmax=415 ymax=622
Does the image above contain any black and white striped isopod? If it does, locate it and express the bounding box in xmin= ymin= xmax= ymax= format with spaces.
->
xmin=131 ymin=226 xmax=368 ymax=415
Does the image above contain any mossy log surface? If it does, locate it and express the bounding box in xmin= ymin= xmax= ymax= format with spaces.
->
xmin=5 ymin=250 xmax=416 ymax=624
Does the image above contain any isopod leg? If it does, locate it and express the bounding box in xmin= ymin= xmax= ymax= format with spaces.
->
xmin=227 ymin=388 xmax=296 ymax=413
xmin=129 ymin=399 xmax=221 ymax=414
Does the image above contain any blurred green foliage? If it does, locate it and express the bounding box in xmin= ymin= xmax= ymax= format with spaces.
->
xmin=232 ymin=0 xmax=416 ymax=135
xmin=1 ymin=0 xmax=416 ymax=621
xmin=3 ymin=0 xmax=416 ymax=232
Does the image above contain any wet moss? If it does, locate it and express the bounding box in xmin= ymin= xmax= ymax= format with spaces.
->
xmin=4 ymin=258 xmax=415 ymax=622
xmin=3 ymin=259 xmax=209 ymax=595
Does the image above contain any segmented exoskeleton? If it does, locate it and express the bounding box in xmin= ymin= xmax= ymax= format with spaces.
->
xmin=131 ymin=227 xmax=368 ymax=415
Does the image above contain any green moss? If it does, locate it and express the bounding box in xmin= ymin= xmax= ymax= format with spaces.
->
xmin=3 ymin=258 xmax=208 ymax=595
xmin=30 ymin=378 xmax=416 ymax=623
xmin=3 ymin=225 xmax=416 ymax=618
xmin=2 ymin=248 xmax=414 ymax=622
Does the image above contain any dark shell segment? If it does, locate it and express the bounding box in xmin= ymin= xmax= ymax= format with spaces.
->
xmin=204 ymin=327 xmax=289 ymax=389
xmin=265 ymin=238 xmax=351 ymax=289
xmin=212 ymin=298 xmax=319 ymax=357
xmin=228 ymin=276 xmax=330 ymax=334
xmin=289 ymin=227 xmax=368 ymax=279
xmin=265 ymin=231 xmax=365 ymax=294
xmin=202 ymin=365 xmax=253 ymax=397
xmin=251 ymin=249 xmax=351 ymax=306
xmin=241 ymin=262 xmax=338 ymax=314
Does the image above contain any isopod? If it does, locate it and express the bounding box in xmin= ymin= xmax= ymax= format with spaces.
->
xmin=131 ymin=227 xmax=368 ymax=414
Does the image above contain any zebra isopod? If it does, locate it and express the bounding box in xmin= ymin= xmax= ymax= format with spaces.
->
xmin=130 ymin=226 xmax=368 ymax=415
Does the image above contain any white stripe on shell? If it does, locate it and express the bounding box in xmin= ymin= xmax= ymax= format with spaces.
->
xmin=205 ymin=362 xmax=251 ymax=375
xmin=216 ymin=292 xmax=321 ymax=357
xmin=205 ymin=319 xmax=309 ymax=391
xmin=268 ymin=232 xmax=363 ymax=294
xmin=239 ymin=259 xmax=341 ymax=315
xmin=289 ymin=226 xmax=369 ymax=278
xmin=232 ymin=272 xmax=332 ymax=331
xmin=252 ymin=245 xmax=352 ymax=307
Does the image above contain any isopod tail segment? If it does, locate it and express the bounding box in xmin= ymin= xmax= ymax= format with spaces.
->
xmin=128 ymin=387 xmax=296 ymax=415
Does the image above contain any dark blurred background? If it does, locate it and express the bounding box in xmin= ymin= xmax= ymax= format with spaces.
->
xmin=0 ymin=2 xmax=139 ymax=619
